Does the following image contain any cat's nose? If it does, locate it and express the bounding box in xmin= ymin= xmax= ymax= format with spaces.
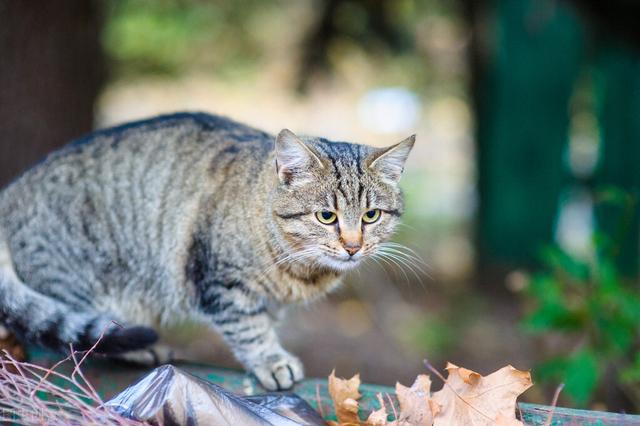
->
xmin=343 ymin=243 xmax=362 ymax=256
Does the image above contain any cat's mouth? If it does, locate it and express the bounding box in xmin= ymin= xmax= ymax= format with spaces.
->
xmin=318 ymin=253 xmax=363 ymax=272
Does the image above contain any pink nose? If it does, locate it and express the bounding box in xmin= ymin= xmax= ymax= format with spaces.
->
xmin=344 ymin=243 xmax=361 ymax=256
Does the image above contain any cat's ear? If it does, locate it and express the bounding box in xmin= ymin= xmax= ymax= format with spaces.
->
xmin=275 ymin=129 xmax=325 ymax=185
xmin=367 ymin=135 xmax=415 ymax=183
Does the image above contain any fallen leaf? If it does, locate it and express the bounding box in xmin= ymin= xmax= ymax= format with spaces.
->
xmin=329 ymin=370 xmax=362 ymax=424
xmin=365 ymin=393 xmax=396 ymax=426
xmin=432 ymin=363 xmax=532 ymax=426
xmin=495 ymin=413 xmax=524 ymax=426
xmin=396 ymin=375 xmax=438 ymax=426
xmin=365 ymin=408 xmax=388 ymax=425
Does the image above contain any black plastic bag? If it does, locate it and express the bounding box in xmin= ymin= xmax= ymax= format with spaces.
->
xmin=105 ymin=365 xmax=325 ymax=426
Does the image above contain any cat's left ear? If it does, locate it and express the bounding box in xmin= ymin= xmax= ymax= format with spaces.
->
xmin=367 ymin=135 xmax=415 ymax=183
xmin=275 ymin=129 xmax=325 ymax=185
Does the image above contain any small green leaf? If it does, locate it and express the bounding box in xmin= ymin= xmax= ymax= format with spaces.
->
xmin=621 ymin=352 xmax=640 ymax=384
xmin=533 ymin=357 xmax=569 ymax=382
xmin=524 ymin=302 xmax=581 ymax=332
xmin=563 ymin=350 xmax=599 ymax=407
xmin=542 ymin=246 xmax=590 ymax=282
xmin=596 ymin=257 xmax=621 ymax=292
xmin=595 ymin=186 xmax=632 ymax=207
xmin=597 ymin=316 xmax=634 ymax=354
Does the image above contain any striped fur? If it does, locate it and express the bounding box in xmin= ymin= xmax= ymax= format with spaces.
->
xmin=0 ymin=113 xmax=413 ymax=390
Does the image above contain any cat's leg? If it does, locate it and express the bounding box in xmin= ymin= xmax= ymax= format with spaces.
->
xmin=216 ymin=311 xmax=303 ymax=391
xmin=203 ymin=292 xmax=303 ymax=390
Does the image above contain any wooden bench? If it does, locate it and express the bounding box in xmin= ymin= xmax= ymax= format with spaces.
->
xmin=26 ymin=349 xmax=640 ymax=425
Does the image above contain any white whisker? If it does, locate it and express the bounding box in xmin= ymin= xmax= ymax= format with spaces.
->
xmin=371 ymin=252 xmax=411 ymax=285
xmin=377 ymin=247 xmax=428 ymax=277
xmin=380 ymin=242 xmax=431 ymax=271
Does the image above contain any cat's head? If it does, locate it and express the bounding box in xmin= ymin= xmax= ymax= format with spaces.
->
xmin=271 ymin=129 xmax=414 ymax=273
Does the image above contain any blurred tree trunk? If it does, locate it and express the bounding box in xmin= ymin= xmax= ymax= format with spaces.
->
xmin=0 ymin=0 xmax=105 ymax=187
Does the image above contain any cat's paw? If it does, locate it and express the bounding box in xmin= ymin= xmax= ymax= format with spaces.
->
xmin=251 ymin=351 xmax=304 ymax=391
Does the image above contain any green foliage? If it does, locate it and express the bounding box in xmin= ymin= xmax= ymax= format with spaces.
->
xmin=522 ymin=228 xmax=640 ymax=407
xmin=102 ymin=0 xmax=281 ymax=78
xmin=101 ymin=0 xmax=465 ymax=92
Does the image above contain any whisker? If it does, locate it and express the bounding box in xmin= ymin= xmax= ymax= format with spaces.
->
xmin=377 ymin=246 xmax=425 ymax=270
xmin=372 ymin=252 xmax=411 ymax=286
xmin=395 ymin=222 xmax=419 ymax=232
xmin=380 ymin=242 xmax=432 ymax=271
xmin=375 ymin=251 xmax=420 ymax=284
xmin=377 ymin=247 xmax=429 ymax=278
xmin=258 ymin=247 xmax=319 ymax=278
xmin=378 ymin=242 xmax=433 ymax=281
xmin=365 ymin=255 xmax=391 ymax=281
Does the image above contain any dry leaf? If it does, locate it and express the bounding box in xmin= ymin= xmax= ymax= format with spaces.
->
xmin=396 ymin=375 xmax=438 ymax=426
xmin=329 ymin=370 xmax=362 ymax=424
xmin=432 ymin=363 xmax=532 ymax=426
xmin=365 ymin=408 xmax=388 ymax=426
xmin=328 ymin=362 xmax=531 ymax=426
xmin=365 ymin=393 xmax=396 ymax=426
xmin=495 ymin=413 xmax=524 ymax=426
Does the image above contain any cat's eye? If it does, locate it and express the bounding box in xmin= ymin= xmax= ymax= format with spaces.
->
xmin=362 ymin=209 xmax=381 ymax=224
xmin=316 ymin=211 xmax=338 ymax=225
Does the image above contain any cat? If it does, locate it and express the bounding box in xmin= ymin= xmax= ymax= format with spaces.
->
xmin=0 ymin=112 xmax=414 ymax=390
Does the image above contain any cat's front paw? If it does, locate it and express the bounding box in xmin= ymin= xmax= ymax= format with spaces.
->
xmin=251 ymin=351 xmax=304 ymax=391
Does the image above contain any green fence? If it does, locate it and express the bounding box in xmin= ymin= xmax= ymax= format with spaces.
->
xmin=476 ymin=0 xmax=640 ymax=276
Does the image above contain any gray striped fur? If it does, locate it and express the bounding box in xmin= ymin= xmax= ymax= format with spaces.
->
xmin=0 ymin=113 xmax=413 ymax=390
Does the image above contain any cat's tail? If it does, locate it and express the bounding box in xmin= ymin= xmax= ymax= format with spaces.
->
xmin=0 ymin=237 xmax=158 ymax=355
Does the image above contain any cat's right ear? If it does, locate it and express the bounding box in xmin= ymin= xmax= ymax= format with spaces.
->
xmin=366 ymin=135 xmax=415 ymax=184
xmin=275 ymin=129 xmax=325 ymax=185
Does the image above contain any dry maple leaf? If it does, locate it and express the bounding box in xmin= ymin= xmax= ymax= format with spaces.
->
xmin=365 ymin=408 xmax=388 ymax=426
xmin=431 ymin=363 xmax=532 ymax=426
xmin=495 ymin=413 xmax=525 ymax=426
xmin=395 ymin=375 xmax=439 ymax=426
xmin=329 ymin=370 xmax=362 ymax=425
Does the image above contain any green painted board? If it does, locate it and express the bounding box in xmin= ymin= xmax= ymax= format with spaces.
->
xmin=25 ymin=349 xmax=640 ymax=425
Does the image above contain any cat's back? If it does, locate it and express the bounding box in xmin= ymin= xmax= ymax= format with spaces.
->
xmin=0 ymin=112 xmax=271 ymax=207
xmin=0 ymin=113 xmax=273 ymax=262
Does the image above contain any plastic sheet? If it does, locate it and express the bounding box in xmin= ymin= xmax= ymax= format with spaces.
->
xmin=105 ymin=365 xmax=325 ymax=426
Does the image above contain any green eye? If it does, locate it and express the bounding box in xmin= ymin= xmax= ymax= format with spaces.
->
xmin=316 ymin=211 xmax=338 ymax=224
xmin=362 ymin=209 xmax=381 ymax=224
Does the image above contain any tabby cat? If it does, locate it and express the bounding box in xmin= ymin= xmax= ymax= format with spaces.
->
xmin=0 ymin=113 xmax=414 ymax=390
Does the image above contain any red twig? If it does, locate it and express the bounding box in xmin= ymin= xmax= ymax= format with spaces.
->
xmin=544 ymin=383 xmax=565 ymax=426
xmin=70 ymin=343 xmax=102 ymax=404
xmin=316 ymin=383 xmax=325 ymax=418
xmin=517 ymin=402 xmax=524 ymax=422
xmin=30 ymin=352 xmax=73 ymax=398
xmin=0 ymin=325 xmax=145 ymax=425
xmin=376 ymin=392 xmax=387 ymax=413
xmin=385 ymin=392 xmax=398 ymax=420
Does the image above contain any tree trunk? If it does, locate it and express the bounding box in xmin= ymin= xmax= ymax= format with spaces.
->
xmin=0 ymin=0 xmax=105 ymax=187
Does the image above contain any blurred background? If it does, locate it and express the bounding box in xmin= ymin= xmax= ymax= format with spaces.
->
xmin=1 ymin=0 xmax=640 ymax=412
